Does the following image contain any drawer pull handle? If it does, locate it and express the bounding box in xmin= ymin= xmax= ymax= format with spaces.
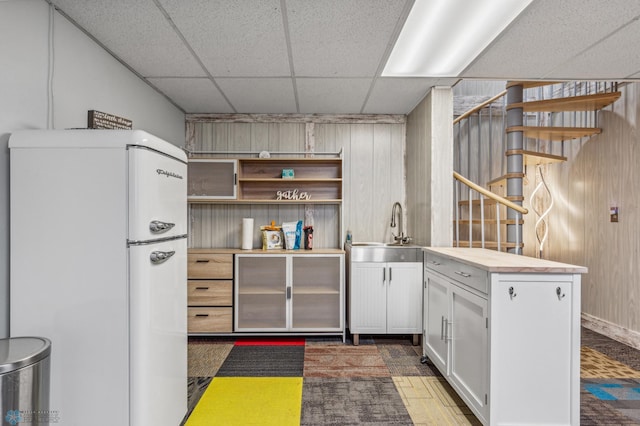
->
xmin=556 ymin=287 xmax=565 ymax=301
xmin=196 ymin=259 xmax=210 ymax=263
xmin=429 ymin=260 xmax=441 ymax=266
xmin=509 ymin=286 xmax=517 ymax=300
xmin=195 ymin=287 xmax=210 ymax=290
xmin=195 ymin=314 xmax=209 ymax=317
xmin=454 ymin=271 xmax=471 ymax=278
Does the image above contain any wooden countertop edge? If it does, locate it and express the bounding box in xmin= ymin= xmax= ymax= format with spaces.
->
xmin=189 ymin=248 xmax=345 ymax=254
xmin=423 ymin=247 xmax=588 ymax=274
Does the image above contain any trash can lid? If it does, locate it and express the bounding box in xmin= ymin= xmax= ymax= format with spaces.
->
xmin=0 ymin=337 xmax=51 ymax=374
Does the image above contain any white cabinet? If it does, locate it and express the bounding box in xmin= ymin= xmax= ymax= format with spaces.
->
xmin=449 ymin=282 xmax=488 ymax=417
xmin=235 ymin=253 xmax=344 ymax=334
xmin=423 ymin=247 xmax=584 ymax=426
xmin=423 ymin=269 xmax=488 ymax=419
xmin=348 ymin=261 xmax=422 ymax=345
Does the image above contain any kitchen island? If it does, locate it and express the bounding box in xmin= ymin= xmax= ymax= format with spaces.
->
xmin=423 ymin=247 xmax=586 ymax=426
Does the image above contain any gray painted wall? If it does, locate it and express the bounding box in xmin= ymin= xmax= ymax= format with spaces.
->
xmin=0 ymin=0 xmax=185 ymax=338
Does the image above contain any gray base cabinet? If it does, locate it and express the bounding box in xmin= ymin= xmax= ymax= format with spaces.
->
xmin=235 ymin=253 xmax=344 ymax=334
xmin=423 ymin=247 xmax=585 ymax=426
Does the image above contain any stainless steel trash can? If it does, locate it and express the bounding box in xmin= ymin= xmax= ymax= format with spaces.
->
xmin=0 ymin=337 xmax=51 ymax=425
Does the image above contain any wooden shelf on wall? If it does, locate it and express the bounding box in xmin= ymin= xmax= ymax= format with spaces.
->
xmin=187 ymin=157 xmax=343 ymax=204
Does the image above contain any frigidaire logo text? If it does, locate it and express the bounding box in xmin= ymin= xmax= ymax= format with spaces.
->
xmin=156 ymin=169 xmax=183 ymax=179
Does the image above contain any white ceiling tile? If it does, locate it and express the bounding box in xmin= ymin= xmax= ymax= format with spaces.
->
xmin=287 ymin=0 xmax=408 ymax=77
xmin=296 ymin=78 xmax=372 ymax=113
xmin=463 ymin=0 xmax=640 ymax=79
xmin=147 ymin=78 xmax=233 ymax=113
xmin=52 ymin=0 xmax=205 ymax=77
xmin=364 ymin=78 xmax=450 ymax=114
xmin=547 ymin=19 xmax=640 ymax=79
xmin=158 ymin=0 xmax=291 ymax=77
xmin=216 ymin=78 xmax=297 ymax=113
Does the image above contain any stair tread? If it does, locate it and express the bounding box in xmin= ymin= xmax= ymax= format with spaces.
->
xmin=507 ymin=126 xmax=602 ymax=141
xmin=457 ymin=196 xmax=524 ymax=207
xmin=506 ymin=81 xmax=562 ymax=89
xmin=487 ymin=173 xmax=526 ymax=187
xmin=455 ymin=219 xmax=524 ymax=225
xmin=507 ymin=92 xmax=621 ymax=112
xmin=506 ymin=149 xmax=567 ymax=166
xmin=454 ymin=241 xmax=524 ymax=249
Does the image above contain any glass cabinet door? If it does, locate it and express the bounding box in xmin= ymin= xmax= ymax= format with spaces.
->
xmin=236 ymin=255 xmax=287 ymax=330
xmin=291 ymin=255 xmax=342 ymax=330
xmin=188 ymin=159 xmax=237 ymax=200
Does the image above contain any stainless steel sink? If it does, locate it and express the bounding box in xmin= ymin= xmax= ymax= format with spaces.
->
xmin=346 ymin=242 xmax=422 ymax=262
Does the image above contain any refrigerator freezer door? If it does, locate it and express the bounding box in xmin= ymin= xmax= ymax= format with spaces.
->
xmin=129 ymin=237 xmax=187 ymax=426
xmin=128 ymin=146 xmax=187 ymax=242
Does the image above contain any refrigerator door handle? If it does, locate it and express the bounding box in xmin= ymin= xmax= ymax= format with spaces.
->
xmin=149 ymin=220 xmax=176 ymax=234
xmin=150 ymin=250 xmax=175 ymax=264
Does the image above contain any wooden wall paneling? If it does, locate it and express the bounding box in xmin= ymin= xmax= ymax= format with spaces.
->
xmin=373 ymin=124 xmax=395 ymax=243
xmin=429 ymin=88 xmax=454 ymax=247
xmin=406 ymin=95 xmax=429 ymax=246
xmin=348 ymin=124 xmax=375 ymax=243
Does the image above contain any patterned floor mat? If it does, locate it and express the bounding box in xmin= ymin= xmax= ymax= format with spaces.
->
xmin=185 ymin=330 xmax=640 ymax=425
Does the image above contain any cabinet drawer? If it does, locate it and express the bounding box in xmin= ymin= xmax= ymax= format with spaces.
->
xmin=425 ymin=253 xmax=488 ymax=294
xmin=188 ymin=253 xmax=233 ymax=279
xmin=188 ymin=307 xmax=232 ymax=333
xmin=188 ymin=280 xmax=232 ymax=306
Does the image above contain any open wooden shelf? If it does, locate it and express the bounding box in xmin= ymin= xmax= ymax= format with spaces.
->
xmin=506 ymin=126 xmax=602 ymax=141
xmin=188 ymin=157 xmax=343 ymax=204
xmin=507 ymin=91 xmax=621 ymax=112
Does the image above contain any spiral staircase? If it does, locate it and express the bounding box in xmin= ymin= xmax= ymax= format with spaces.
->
xmin=453 ymin=81 xmax=621 ymax=254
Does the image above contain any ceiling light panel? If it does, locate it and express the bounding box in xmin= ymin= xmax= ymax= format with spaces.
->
xmin=383 ymin=0 xmax=533 ymax=77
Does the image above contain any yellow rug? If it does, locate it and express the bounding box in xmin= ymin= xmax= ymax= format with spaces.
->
xmin=580 ymin=346 xmax=640 ymax=378
xmin=393 ymin=376 xmax=482 ymax=426
xmin=185 ymin=377 xmax=303 ymax=426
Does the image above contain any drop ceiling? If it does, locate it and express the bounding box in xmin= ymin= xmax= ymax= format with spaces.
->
xmin=49 ymin=0 xmax=640 ymax=115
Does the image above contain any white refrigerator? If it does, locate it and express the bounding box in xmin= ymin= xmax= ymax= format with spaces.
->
xmin=9 ymin=130 xmax=187 ymax=426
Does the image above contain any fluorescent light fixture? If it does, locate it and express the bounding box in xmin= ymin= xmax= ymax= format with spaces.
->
xmin=383 ymin=0 xmax=533 ymax=77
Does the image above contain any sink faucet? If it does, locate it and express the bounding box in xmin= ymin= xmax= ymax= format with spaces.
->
xmin=390 ymin=202 xmax=410 ymax=245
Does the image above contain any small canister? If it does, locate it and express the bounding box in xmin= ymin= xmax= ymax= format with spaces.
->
xmin=303 ymin=226 xmax=313 ymax=250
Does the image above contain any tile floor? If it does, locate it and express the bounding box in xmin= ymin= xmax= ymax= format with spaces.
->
xmin=183 ymin=328 xmax=640 ymax=425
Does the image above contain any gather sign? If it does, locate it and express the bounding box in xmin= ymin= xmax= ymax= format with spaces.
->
xmin=276 ymin=189 xmax=311 ymax=201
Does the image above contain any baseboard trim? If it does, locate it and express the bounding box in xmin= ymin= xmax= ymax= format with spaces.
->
xmin=581 ymin=312 xmax=640 ymax=351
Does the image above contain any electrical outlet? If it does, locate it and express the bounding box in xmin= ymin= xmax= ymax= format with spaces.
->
xmin=610 ymin=206 xmax=619 ymax=222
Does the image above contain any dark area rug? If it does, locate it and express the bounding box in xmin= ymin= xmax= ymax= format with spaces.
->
xmin=301 ymin=377 xmax=414 ymax=425
xmin=216 ymin=345 xmax=305 ymax=377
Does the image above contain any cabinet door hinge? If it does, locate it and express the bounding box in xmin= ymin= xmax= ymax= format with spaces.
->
xmin=485 ymin=317 xmax=488 ymax=329
xmin=485 ymin=394 xmax=488 ymax=404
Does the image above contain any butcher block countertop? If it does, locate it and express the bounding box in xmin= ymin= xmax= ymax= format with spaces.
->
xmin=424 ymin=247 xmax=587 ymax=274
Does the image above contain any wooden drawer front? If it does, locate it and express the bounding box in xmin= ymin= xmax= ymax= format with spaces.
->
xmin=188 ymin=307 xmax=232 ymax=333
xmin=425 ymin=253 xmax=488 ymax=294
xmin=188 ymin=280 xmax=232 ymax=306
xmin=188 ymin=253 xmax=233 ymax=279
